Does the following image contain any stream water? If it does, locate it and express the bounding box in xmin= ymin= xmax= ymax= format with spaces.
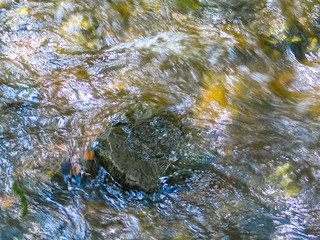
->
xmin=1 ymin=0 xmax=320 ymax=239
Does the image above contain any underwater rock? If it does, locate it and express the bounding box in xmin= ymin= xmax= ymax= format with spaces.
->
xmin=92 ymin=101 xmax=214 ymax=193
xmin=260 ymin=19 xmax=319 ymax=62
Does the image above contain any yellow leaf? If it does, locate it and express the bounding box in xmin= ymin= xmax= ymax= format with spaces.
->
xmin=291 ymin=36 xmax=302 ymax=42
xmin=272 ymin=50 xmax=281 ymax=57
xmin=275 ymin=163 xmax=291 ymax=176
xmin=16 ymin=7 xmax=29 ymax=15
xmin=307 ymin=38 xmax=318 ymax=52
xmin=47 ymin=170 xmax=56 ymax=177
xmin=200 ymin=85 xmax=228 ymax=107
xmin=0 ymin=0 xmax=5 ymax=8
xmin=277 ymin=71 xmax=293 ymax=85
xmin=269 ymin=163 xmax=301 ymax=196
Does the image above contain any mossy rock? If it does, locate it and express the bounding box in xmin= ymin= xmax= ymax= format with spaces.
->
xmin=93 ymin=101 xmax=186 ymax=192
xmin=90 ymin=101 xmax=216 ymax=192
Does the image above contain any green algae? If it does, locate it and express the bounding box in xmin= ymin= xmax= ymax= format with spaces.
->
xmin=12 ymin=182 xmax=28 ymax=218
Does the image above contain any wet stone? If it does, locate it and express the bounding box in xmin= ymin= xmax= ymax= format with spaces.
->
xmin=91 ymin=101 xmax=213 ymax=193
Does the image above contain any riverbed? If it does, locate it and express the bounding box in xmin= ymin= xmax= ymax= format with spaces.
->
xmin=1 ymin=0 xmax=320 ymax=239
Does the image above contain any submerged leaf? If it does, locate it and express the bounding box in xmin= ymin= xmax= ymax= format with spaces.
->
xmin=268 ymin=163 xmax=301 ymax=196
xmin=0 ymin=197 xmax=15 ymax=209
xmin=0 ymin=0 xmax=5 ymax=8
xmin=16 ymin=7 xmax=29 ymax=15
xmin=200 ymin=85 xmax=228 ymax=107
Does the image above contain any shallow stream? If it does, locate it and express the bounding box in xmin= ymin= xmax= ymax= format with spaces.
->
xmin=1 ymin=0 xmax=320 ymax=239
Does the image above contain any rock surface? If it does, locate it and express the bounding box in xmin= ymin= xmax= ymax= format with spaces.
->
xmin=92 ymin=101 xmax=215 ymax=192
xmin=93 ymin=101 xmax=185 ymax=192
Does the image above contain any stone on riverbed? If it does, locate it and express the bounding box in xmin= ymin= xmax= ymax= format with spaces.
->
xmin=91 ymin=101 xmax=215 ymax=193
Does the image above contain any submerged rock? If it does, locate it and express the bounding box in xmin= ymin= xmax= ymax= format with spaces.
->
xmin=260 ymin=19 xmax=319 ymax=63
xmin=91 ymin=101 xmax=215 ymax=193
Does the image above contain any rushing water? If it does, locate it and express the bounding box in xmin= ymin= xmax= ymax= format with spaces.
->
xmin=1 ymin=0 xmax=320 ymax=239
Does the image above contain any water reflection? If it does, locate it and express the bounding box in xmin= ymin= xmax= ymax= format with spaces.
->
xmin=1 ymin=0 xmax=320 ymax=239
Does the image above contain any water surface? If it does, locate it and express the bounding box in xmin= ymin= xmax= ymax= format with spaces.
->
xmin=1 ymin=0 xmax=320 ymax=239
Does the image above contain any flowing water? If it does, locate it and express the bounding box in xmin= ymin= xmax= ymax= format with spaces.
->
xmin=1 ymin=0 xmax=320 ymax=239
